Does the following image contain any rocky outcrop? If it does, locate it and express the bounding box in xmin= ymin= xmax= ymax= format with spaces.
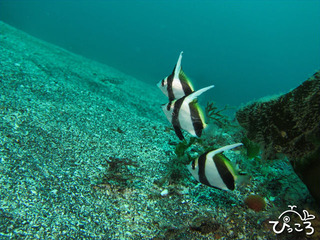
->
xmin=236 ymin=71 xmax=320 ymax=204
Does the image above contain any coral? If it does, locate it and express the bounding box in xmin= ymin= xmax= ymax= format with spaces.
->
xmin=205 ymin=101 xmax=231 ymax=127
xmin=236 ymin=70 xmax=320 ymax=204
xmin=244 ymin=194 xmax=266 ymax=212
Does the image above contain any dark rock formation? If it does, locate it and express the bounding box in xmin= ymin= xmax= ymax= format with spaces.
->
xmin=236 ymin=71 xmax=320 ymax=204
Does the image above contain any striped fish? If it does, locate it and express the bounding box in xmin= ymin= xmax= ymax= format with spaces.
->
xmin=157 ymin=51 xmax=194 ymax=101
xmin=187 ymin=143 xmax=245 ymax=191
xmin=162 ymin=85 xmax=214 ymax=140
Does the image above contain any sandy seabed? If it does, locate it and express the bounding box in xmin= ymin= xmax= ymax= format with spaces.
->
xmin=0 ymin=21 xmax=318 ymax=239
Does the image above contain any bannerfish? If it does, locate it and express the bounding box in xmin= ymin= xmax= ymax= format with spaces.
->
xmin=162 ymin=85 xmax=214 ymax=140
xmin=157 ymin=51 xmax=194 ymax=101
xmin=187 ymin=143 xmax=246 ymax=191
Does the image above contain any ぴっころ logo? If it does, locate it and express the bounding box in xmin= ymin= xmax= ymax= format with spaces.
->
xmin=269 ymin=205 xmax=315 ymax=235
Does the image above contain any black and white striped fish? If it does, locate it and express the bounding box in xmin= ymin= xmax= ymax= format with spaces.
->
xmin=162 ymin=85 xmax=214 ymax=140
xmin=157 ymin=51 xmax=194 ymax=101
xmin=187 ymin=143 xmax=246 ymax=191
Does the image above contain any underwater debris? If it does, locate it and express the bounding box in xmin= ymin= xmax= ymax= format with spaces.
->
xmin=244 ymin=194 xmax=266 ymax=212
xmin=189 ymin=216 xmax=220 ymax=234
xmin=236 ymin=70 xmax=320 ymax=204
xmin=94 ymin=156 xmax=139 ymax=192
xmin=115 ymin=127 xmax=124 ymax=134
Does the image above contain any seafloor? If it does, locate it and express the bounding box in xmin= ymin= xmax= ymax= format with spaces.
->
xmin=0 ymin=21 xmax=319 ymax=239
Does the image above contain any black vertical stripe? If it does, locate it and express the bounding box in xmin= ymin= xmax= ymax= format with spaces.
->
xmin=213 ymin=154 xmax=235 ymax=190
xmin=179 ymin=70 xmax=193 ymax=96
xmin=167 ymin=67 xmax=176 ymax=101
xmin=171 ymin=97 xmax=185 ymax=140
xmin=182 ymin=83 xmax=193 ymax=96
xmin=172 ymin=97 xmax=184 ymax=128
xmin=198 ymin=152 xmax=211 ymax=186
xmin=173 ymin=126 xmax=184 ymax=140
xmin=189 ymin=101 xmax=204 ymax=137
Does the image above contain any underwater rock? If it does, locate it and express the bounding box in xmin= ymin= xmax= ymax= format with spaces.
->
xmin=236 ymin=70 xmax=320 ymax=204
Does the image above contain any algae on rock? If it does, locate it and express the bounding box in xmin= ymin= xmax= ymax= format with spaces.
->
xmin=236 ymin=70 xmax=320 ymax=204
